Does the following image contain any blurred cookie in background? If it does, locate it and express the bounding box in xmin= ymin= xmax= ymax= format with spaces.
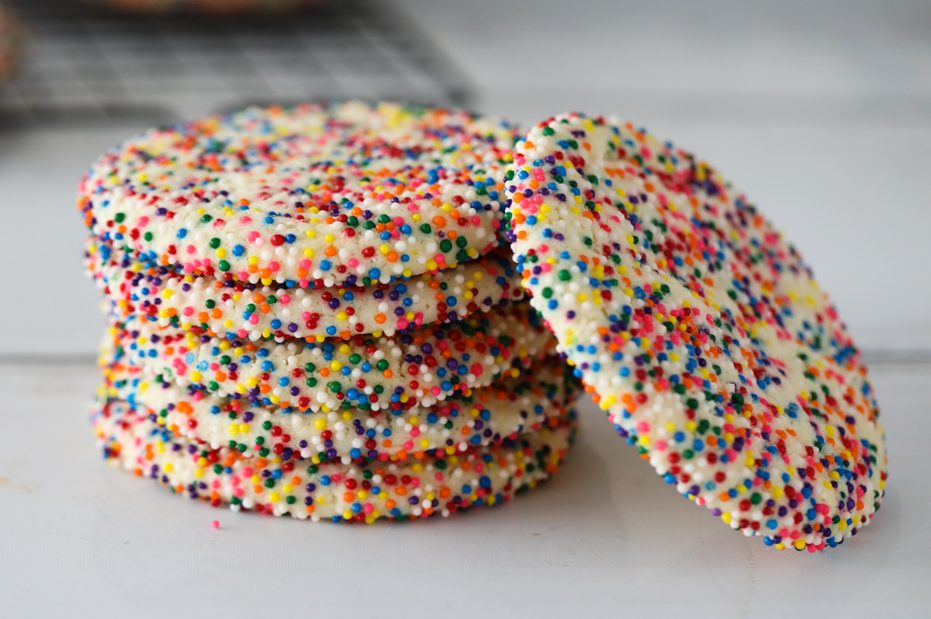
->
xmin=0 ymin=4 xmax=22 ymax=83
xmin=99 ymin=0 xmax=321 ymax=15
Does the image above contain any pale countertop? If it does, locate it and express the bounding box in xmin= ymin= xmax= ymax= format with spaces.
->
xmin=1 ymin=359 xmax=928 ymax=618
xmin=1 ymin=0 xmax=930 ymax=356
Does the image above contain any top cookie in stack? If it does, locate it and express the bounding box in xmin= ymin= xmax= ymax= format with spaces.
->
xmin=80 ymin=101 xmax=578 ymax=522
xmin=82 ymin=101 xmax=509 ymax=289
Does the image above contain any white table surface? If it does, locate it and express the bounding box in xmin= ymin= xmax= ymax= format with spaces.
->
xmin=1 ymin=360 xmax=928 ymax=618
xmin=1 ymin=0 xmax=930 ymax=356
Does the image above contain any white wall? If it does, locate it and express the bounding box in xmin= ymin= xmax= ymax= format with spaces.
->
xmin=0 ymin=0 xmax=928 ymax=355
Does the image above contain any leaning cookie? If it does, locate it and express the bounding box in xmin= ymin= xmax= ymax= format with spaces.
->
xmin=104 ymin=300 xmax=555 ymax=412
xmin=88 ymin=242 xmax=524 ymax=340
xmin=78 ymin=101 xmax=520 ymax=287
xmin=102 ymin=356 xmax=578 ymax=462
xmin=95 ymin=399 xmax=576 ymax=522
xmin=505 ymin=113 xmax=885 ymax=551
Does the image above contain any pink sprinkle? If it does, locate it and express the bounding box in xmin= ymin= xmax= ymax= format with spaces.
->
xmin=211 ymin=520 xmax=220 ymax=530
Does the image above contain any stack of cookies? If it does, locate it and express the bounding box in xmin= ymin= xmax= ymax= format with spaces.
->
xmin=78 ymin=100 xmax=889 ymax=550
xmin=79 ymin=101 xmax=578 ymax=522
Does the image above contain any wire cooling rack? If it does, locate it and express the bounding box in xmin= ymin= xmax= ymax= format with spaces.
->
xmin=0 ymin=0 xmax=470 ymax=124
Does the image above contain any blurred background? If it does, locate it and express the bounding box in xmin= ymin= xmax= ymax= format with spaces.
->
xmin=0 ymin=0 xmax=928 ymax=359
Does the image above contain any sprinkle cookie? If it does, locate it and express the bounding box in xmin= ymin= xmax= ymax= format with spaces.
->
xmin=88 ymin=242 xmax=524 ymax=340
xmin=505 ymin=113 xmax=886 ymax=551
xmin=95 ymin=399 xmax=575 ymax=522
xmin=78 ymin=101 xmax=519 ymax=287
xmin=102 ymin=356 xmax=577 ymax=462
xmin=104 ymin=301 xmax=555 ymax=413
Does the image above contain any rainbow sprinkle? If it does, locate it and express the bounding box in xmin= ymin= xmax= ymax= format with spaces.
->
xmin=81 ymin=101 xmax=575 ymax=523
xmin=80 ymin=101 xmax=885 ymax=546
xmin=79 ymin=101 xmax=519 ymax=288
xmin=505 ymin=113 xmax=886 ymax=551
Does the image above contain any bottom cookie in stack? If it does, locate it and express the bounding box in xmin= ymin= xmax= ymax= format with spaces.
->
xmin=94 ymin=358 xmax=579 ymax=522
